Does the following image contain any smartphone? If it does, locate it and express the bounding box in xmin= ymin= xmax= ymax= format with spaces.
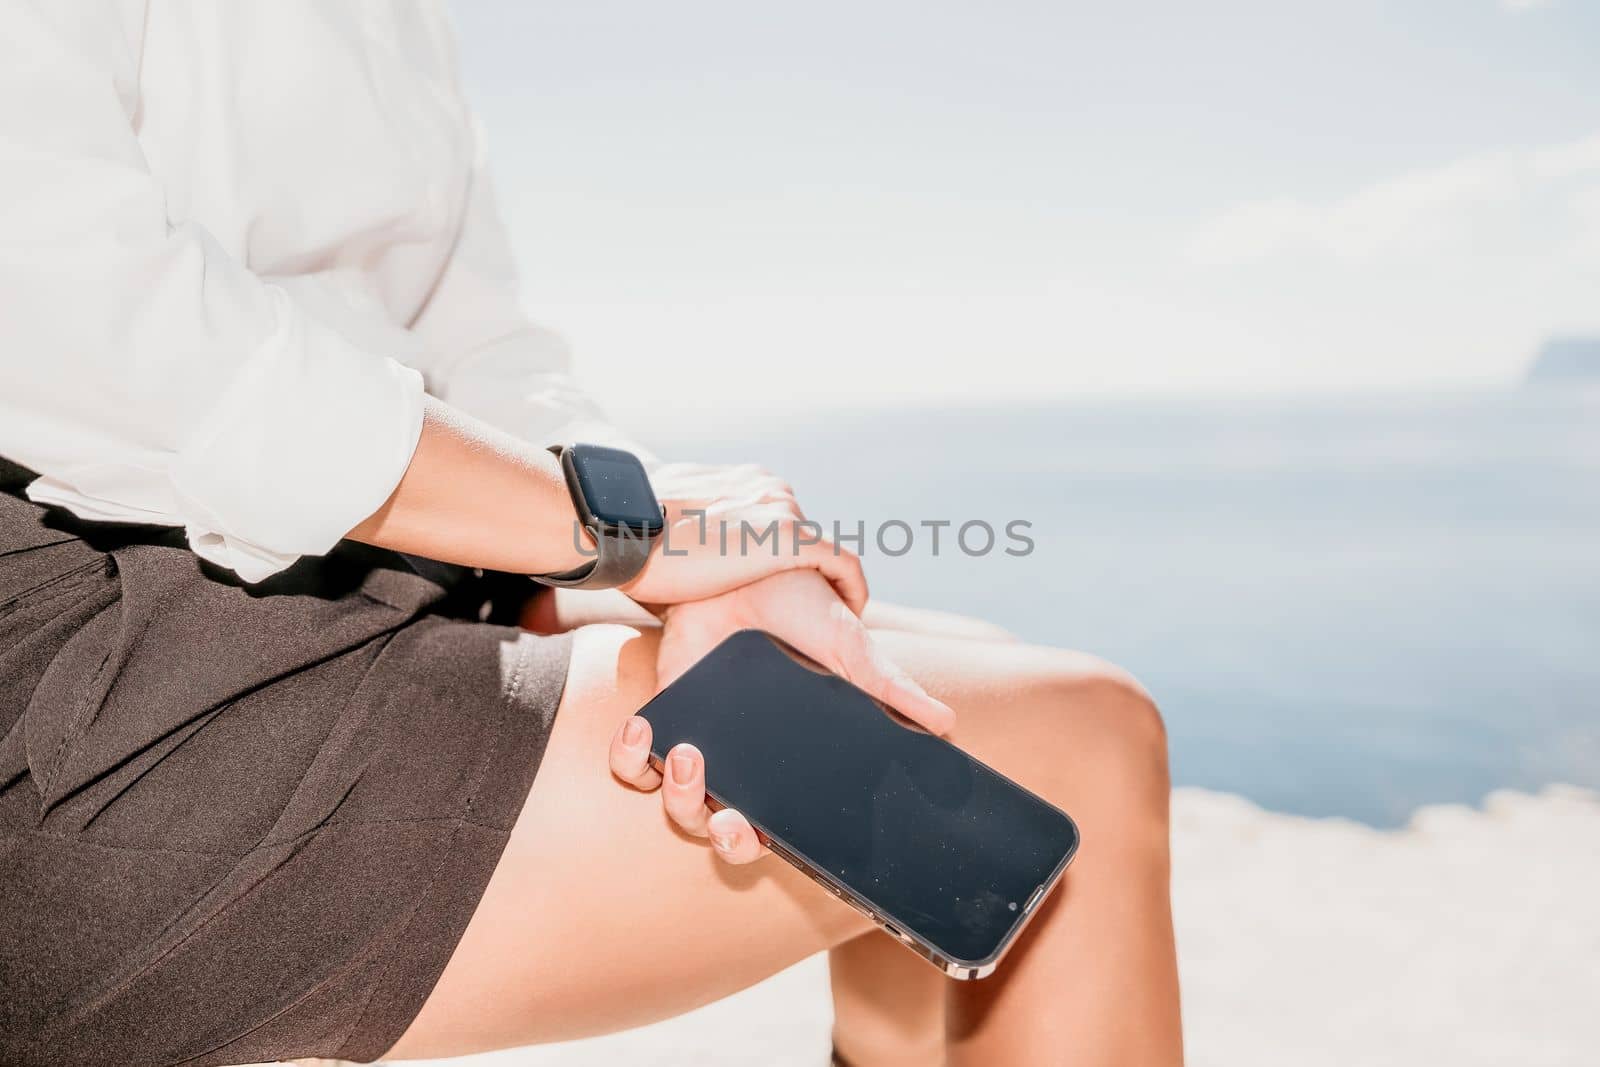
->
xmin=637 ymin=629 xmax=1080 ymax=979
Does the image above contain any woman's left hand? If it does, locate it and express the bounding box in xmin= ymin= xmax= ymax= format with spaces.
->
xmin=653 ymin=571 xmax=951 ymax=733
xmin=606 ymin=569 xmax=955 ymax=865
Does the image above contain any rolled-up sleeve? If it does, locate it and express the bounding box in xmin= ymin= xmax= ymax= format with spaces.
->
xmin=409 ymin=120 xmax=656 ymax=464
xmin=0 ymin=6 xmax=424 ymax=582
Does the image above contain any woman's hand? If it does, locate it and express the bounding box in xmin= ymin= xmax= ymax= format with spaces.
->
xmin=348 ymin=412 xmax=856 ymax=607
xmin=655 ymin=571 xmax=952 ymax=733
xmin=606 ymin=570 xmax=954 ymax=865
xmin=647 ymin=461 xmax=801 ymax=515
xmin=620 ymin=463 xmax=867 ymax=612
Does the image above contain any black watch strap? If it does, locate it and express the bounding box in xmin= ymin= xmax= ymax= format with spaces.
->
xmin=528 ymin=527 xmax=654 ymax=590
xmin=529 ymin=445 xmax=658 ymax=591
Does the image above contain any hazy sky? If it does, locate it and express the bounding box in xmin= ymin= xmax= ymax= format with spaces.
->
xmin=452 ymin=0 xmax=1600 ymax=418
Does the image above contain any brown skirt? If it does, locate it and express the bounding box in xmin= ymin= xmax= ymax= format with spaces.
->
xmin=0 ymin=475 xmax=572 ymax=1066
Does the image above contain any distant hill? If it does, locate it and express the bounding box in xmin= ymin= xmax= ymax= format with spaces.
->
xmin=1526 ymin=337 xmax=1600 ymax=385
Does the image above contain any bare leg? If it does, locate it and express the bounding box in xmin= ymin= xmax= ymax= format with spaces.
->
xmin=387 ymin=621 xmax=1179 ymax=1064
xmin=924 ymin=638 xmax=1179 ymax=1064
xmin=830 ymin=636 xmax=1179 ymax=1066
xmin=822 ymin=603 xmax=1016 ymax=1066
xmin=828 ymin=927 xmax=947 ymax=1066
xmin=385 ymin=623 xmax=871 ymax=1057
xmin=523 ymin=587 xmax=1022 ymax=1064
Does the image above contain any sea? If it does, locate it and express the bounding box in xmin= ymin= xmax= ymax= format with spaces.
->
xmin=647 ymin=387 xmax=1600 ymax=827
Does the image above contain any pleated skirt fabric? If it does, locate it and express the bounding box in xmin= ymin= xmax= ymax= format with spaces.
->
xmin=0 ymin=476 xmax=571 ymax=1066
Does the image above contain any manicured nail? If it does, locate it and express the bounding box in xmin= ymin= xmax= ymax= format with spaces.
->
xmin=711 ymin=830 xmax=739 ymax=853
xmin=670 ymin=751 xmax=696 ymax=784
xmin=622 ymin=717 xmax=645 ymax=746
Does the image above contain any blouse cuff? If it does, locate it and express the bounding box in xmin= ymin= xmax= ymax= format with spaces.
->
xmin=159 ymin=291 xmax=425 ymax=582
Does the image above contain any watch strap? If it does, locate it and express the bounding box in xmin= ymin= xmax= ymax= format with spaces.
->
xmin=528 ymin=525 xmax=654 ymax=589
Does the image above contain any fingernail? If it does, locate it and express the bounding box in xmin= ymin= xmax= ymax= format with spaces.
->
xmin=670 ymin=751 xmax=696 ymax=784
xmin=622 ymin=717 xmax=645 ymax=746
xmin=711 ymin=830 xmax=739 ymax=853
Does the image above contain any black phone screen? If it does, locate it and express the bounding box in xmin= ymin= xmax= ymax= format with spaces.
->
xmin=637 ymin=630 xmax=1079 ymax=969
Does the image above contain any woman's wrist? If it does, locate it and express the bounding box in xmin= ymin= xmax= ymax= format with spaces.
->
xmin=348 ymin=396 xmax=593 ymax=575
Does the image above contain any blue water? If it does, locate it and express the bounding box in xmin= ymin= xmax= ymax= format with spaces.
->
xmin=650 ymin=388 xmax=1600 ymax=827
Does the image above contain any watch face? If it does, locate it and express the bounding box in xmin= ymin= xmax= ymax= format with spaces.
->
xmin=569 ymin=444 xmax=665 ymax=533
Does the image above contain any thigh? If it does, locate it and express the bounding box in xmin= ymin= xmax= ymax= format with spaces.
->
xmin=384 ymin=623 xmax=872 ymax=1058
xmin=859 ymin=600 xmax=1017 ymax=643
xmin=386 ymin=624 xmax=1159 ymax=1060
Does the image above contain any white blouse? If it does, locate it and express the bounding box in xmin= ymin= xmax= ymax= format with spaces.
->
xmin=0 ymin=1 xmax=632 ymax=581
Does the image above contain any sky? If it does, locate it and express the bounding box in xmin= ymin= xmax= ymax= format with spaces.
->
xmin=451 ymin=0 xmax=1600 ymax=419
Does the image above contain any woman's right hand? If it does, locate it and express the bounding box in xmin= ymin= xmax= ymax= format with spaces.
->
xmin=348 ymin=401 xmax=864 ymax=608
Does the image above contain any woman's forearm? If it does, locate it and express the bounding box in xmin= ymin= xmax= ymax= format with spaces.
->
xmin=348 ymin=396 xmax=591 ymax=575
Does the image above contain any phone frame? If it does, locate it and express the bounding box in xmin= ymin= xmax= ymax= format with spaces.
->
xmin=640 ymin=632 xmax=1080 ymax=980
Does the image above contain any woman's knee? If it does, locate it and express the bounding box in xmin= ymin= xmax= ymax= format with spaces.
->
xmin=1000 ymin=649 xmax=1170 ymax=835
xmin=1067 ymin=655 xmax=1168 ymax=790
xmin=862 ymin=600 xmax=1020 ymax=643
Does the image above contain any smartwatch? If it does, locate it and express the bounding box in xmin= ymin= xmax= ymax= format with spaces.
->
xmin=530 ymin=443 xmax=665 ymax=590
